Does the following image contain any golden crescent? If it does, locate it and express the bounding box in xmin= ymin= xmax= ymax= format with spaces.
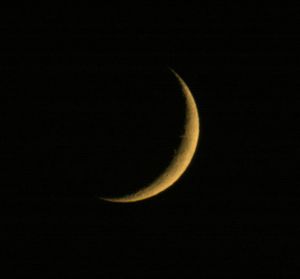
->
xmin=100 ymin=69 xmax=200 ymax=203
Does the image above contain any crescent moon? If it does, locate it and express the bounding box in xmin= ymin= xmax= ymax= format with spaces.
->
xmin=100 ymin=69 xmax=200 ymax=203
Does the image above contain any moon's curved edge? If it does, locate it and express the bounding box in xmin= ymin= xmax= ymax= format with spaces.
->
xmin=100 ymin=68 xmax=200 ymax=203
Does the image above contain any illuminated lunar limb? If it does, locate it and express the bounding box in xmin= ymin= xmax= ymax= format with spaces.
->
xmin=100 ymin=69 xmax=200 ymax=203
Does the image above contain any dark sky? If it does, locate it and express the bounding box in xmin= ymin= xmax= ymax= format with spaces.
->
xmin=2 ymin=3 xmax=298 ymax=277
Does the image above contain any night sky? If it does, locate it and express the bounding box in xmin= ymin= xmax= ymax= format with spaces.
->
xmin=2 ymin=3 xmax=298 ymax=277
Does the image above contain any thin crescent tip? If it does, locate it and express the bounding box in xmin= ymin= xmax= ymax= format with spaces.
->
xmin=168 ymin=67 xmax=179 ymax=77
xmin=168 ymin=68 xmax=188 ymax=88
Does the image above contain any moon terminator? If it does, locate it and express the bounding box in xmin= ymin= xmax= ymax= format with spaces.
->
xmin=100 ymin=69 xmax=200 ymax=203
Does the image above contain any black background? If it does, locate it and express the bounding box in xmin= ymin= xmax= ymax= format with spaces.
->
xmin=1 ymin=3 xmax=298 ymax=277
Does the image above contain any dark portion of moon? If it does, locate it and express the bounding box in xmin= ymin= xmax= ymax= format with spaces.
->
xmin=3 ymin=66 xmax=186 ymax=198
xmin=97 ymin=68 xmax=186 ymax=197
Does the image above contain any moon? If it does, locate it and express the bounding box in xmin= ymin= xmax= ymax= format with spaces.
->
xmin=100 ymin=69 xmax=200 ymax=203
